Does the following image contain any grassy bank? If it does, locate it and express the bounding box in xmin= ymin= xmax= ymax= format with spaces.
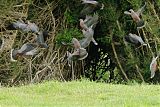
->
xmin=0 ymin=80 xmax=160 ymax=107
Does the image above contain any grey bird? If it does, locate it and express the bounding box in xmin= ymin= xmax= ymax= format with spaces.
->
xmin=150 ymin=52 xmax=160 ymax=78
xmin=80 ymin=0 xmax=104 ymax=18
xmin=124 ymin=33 xmax=147 ymax=46
xmin=35 ymin=31 xmax=48 ymax=48
xmin=12 ymin=20 xmax=28 ymax=31
xmin=11 ymin=43 xmax=38 ymax=62
xmin=12 ymin=20 xmax=39 ymax=33
xmin=150 ymin=55 xmax=159 ymax=78
xmin=124 ymin=2 xmax=146 ymax=28
xmin=67 ymin=38 xmax=88 ymax=65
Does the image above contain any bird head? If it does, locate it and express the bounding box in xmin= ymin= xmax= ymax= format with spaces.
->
xmin=129 ymin=9 xmax=134 ymax=12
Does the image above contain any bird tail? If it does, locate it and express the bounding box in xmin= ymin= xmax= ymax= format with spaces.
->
xmin=142 ymin=43 xmax=147 ymax=46
xmin=0 ymin=37 xmax=4 ymax=50
xmin=137 ymin=20 xmax=145 ymax=30
xmin=150 ymin=70 xmax=155 ymax=79
xmin=10 ymin=49 xmax=18 ymax=62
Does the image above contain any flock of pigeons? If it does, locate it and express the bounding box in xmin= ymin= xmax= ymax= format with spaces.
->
xmin=0 ymin=0 xmax=158 ymax=79
xmin=124 ymin=2 xmax=159 ymax=78
xmin=0 ymin=19 xmax=49 ymax=62
xmin=65 ymin=0 xmax=103 ymax=66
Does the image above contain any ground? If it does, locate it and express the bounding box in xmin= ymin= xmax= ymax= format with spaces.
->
xmin=0 ymin=80 xmax=160 ymax=107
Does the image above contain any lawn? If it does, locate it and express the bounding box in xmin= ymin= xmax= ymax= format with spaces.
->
xmin=0 ymin=80 xmax=160 ymax=107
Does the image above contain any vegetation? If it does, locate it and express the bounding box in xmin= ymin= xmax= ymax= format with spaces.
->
xmin=0 ymin=0 xmax=160 ymax=86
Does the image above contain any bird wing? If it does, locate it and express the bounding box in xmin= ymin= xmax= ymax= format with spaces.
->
xmin=25 ymin=48 xmax=38 ymax=55
xmin=19 ymin=43 xmax=36 ymax=53
xmin=126 ymin=34 xmax=139 ymax=44
xmin=136 ymin=2 xmax=146 ymax=16
xmin=79 ymin=37 xmax=92 ymax=48
xmin=13 ymin=21 xmax=28 ymax=30
xmin=10 ymin=49 xmax=18 ymax=62
xmin=132 ymin=34 xmax=145 ymax=44
xmin=27 ymin=21 xmax=39 ymax=33
xmin=82 ymin=0 xmax=98 ymax=5
xmin=72 ymin=38 xmax=81 ymax=49
xmin=84 ymin=13 xmax=99 ymax=29
xmin=84 ymin=15 xmax=93 ymax=23
xmin=78 ymin=52 xmax=88 ymax=60
xmin=80 ymin=4 xmax=95 ymax=17
xmin=0 ymin=37 xmax=4 ymax=50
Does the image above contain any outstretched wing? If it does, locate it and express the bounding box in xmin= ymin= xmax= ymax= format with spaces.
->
xmin=136 ymin=2 xmax=146 ymax=16
xmin=84 ymin=13 xmax=99 ymax=29
xmin=72 ymin=38 xmax=81 ymax=49
xmin=132 ymin=34 xmax=145 ymax=45
xmin=82 ymin=0 xmax=98 ymax=5
xmin=27 ymin=21 xmax=39 ymax=33
xmin=19 ymin=43 xmax=36 ymax=53
xmin=10 ymin=49 xmax=18 ymax=62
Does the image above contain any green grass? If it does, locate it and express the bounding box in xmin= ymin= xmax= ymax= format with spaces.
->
xmin=0 ymin=80 xmax=160 ymax=107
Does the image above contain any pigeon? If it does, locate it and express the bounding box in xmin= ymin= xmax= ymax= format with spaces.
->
xmin=71 ymin=38 xmax=88 ymax=60
xmin=11 ymin=20 xmax=39 ymax=33
xmin=12 ymin=20 xmax=28 ymax=31
xmin=124 ymin=33 xmax=147 ymax=46
xmin=11 ymin=43 xmax=38 ymax=62
xmin=124 ymin=2 xmax=146 ymax=29
xmin=66 ymin=38 xmax=88 ymax=65
xmin=150 ymin=55 xmax=159 ymax=78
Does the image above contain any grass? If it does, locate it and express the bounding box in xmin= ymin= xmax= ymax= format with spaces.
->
xmin=0 ymin=81 xmax=160 ymax=107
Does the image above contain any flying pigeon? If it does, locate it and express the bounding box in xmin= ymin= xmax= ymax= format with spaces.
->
xmin=66 ymin=38 xmax=88 ymax=65
xmin=124 ymin=33 xmax=147 ymax=46
xmin=150 ymin=55 xmax=159 ymax=78
xmin=10 ymin=43 xmax=38 ymax=62
xmin=71 ymin=38 xmax=88 ymax=59
xmin=124 ymin=2 xmax=146 ymax=28
xmin=11 ymin=20 xmax=39 ymax=33
xmin=12 ymin=20 xmax=28 ymax=31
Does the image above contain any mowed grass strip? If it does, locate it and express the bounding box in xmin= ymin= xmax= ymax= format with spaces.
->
xmin=0 ymin=81 xmax=160 ymax=107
